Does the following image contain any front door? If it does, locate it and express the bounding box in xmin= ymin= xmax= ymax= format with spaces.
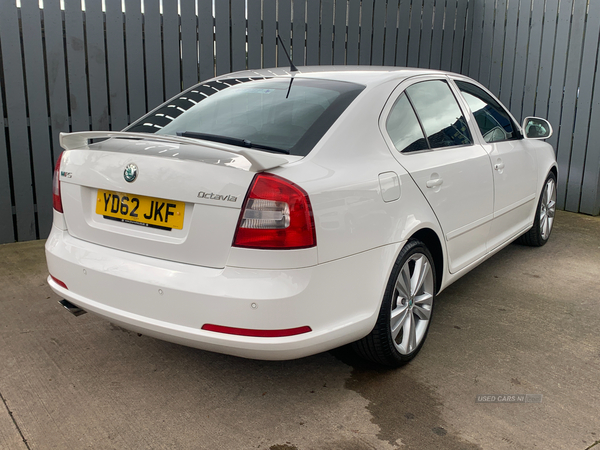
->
xmin=453 ymin=79 xmax=538 ymax=250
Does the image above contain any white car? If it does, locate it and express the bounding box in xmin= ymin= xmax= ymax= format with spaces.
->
xmin=46 ymin=66 xmax=557 ymax=367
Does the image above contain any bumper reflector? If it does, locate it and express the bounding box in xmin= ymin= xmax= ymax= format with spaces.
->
xmin=201 ymin=324 xmax=312 ymax=338
xmin=50 ymin=275 xmax=68 ymax=290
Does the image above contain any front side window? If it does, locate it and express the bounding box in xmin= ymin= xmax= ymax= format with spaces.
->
xmin=454 ymin=80 xmax=520 ymax=143
xmin=405 ymin=80 xmax=473 ymax=149
xmin=127 ymin=77 xmax=365 ymax=156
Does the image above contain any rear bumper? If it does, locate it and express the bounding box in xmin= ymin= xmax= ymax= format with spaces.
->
xmin=46 ymin=226 xmax=401 ymax=360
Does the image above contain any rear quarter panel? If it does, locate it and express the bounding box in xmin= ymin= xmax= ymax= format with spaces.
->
xmin=272 ymin=80 xmax=446 ymax=266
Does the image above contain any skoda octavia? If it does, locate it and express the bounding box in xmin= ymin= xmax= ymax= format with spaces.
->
xmin=46 ymin=67 xmax=557 ymax=366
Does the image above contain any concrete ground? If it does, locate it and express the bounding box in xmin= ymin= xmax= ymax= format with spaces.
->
xmin=0 ymin=210 xmax=598 ymax=450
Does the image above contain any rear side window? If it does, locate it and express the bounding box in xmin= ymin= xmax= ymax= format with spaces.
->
xmin=406 ymin=80 xmax=472 ymax=149
xmin=455 ymin=80 xmax=520 ymax=143
xmin=386 ymin=94 xmax=429 ymax=153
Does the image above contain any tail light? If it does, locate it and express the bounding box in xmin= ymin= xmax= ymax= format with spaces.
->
xmin=52 ymin=155 xmax=63 ymax=212
xmin=233 ymin=173 xmax=316 ymax=249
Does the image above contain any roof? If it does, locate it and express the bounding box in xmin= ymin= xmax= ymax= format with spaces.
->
xmin=218 ymin=66 xmax=450 ymax=87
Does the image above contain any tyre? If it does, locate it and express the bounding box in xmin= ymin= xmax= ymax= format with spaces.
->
xmin=353 ymin=239 xmax=436 ymax=367
xmin=517 ymin=172 xmax=557 ymax=247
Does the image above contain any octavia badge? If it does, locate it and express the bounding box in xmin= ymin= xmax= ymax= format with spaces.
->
xmin=124 ymin=163 xmax=138 ymax=182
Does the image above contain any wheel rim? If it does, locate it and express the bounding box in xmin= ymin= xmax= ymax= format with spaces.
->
xmin=540 ymin=177 xmax=556 ymax=240
xmin=390 ymin=253 xmax=434 ymax=355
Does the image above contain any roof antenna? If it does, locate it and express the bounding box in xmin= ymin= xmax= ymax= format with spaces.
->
xmin=277 ymin=34 xmax=298 ymax=72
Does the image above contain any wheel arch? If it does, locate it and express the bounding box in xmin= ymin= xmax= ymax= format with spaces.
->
xmin=549 ymin=164 xmax=558 ymax=181
xmin=408 ymin=228 xmax=444 ymax=294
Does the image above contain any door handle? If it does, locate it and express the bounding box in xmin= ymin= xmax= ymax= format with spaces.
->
xmin=494 ymin=161 xmax=505 ymax=171
xmin=426 ymin=178 xmax=443 ymax=188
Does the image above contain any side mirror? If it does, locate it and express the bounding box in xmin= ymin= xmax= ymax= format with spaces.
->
xmin=522 ymin=117 xmax=553 ymax=139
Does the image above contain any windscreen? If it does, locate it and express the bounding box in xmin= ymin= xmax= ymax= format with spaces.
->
xmin=127 ymin=77 xmax=365 ymax=156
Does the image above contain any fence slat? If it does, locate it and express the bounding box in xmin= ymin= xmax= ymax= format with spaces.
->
xmin=477 ymin=0 xmax=495 ymax=87
xmin=568 ymin=1 xmax=600 ymax=214
xmin=461 ymin=0 xmax=475 ymax=74
xmin=292 ymin=0 xmax=306 ymax=66
xmin=451 ymin=0 xmax=468 ymax=74
xmin=277 ymin=0 xmax=292 ymax=68
xmin=467 ymin=0 xmax=483 ymax=78
xmin=162 ymin=0 xmax=182 ymax=99
xmin=407 ymin=0 xmax=422 ymax=68
xmin=430 ymin=0 xmax=445 ymax=70
xmin=198 ymin=0 xmax=214 ymax=79
xmin=42 ymin=0 xmax=69 ymax=161
xmin=180 ymin=0 xmax=198 ymax=86
xmin=306 ymin=0 xmax=321 ymax=65
xmin=333 ymin=0 xmax=347 ymax=65
xmin=0 ymin=22 xmax=15 ymax=244
xmin=247 ymin=0 xmax=261 ymax=70
xmin=144 ymin=0 xmax=164 ymax=109
xmin=64 ymin=0 xmax=90 ymax=131
xmin=0 ymin=44 xmax=15 ymax=243
xmin=534 ymin=0 xmax=559 ymax=118
xmin=580 ymin=60 xmax=600 ymax=215
xmin=359 ymin=0 xmax=374 ymax=65
xmin=488 ymin=0 xmax=506 ymax=93
xmin=346 ymin=0 xmax=360 ymax=65
xmin=545 ymin=0 xmax=573 ymax=170
xmin=263 ymin=1 xmax=277 ymax=68
xmin=214 ymin=0 xmax=231 ymax=75
xmin=498 ymin=0 xmax=518 ymax=106
xmin=521 ymin=0 xmax=544 ymax=118
xmin=231 ymin=0 xmax=246 ymax=72
xmin=371 ymin=0 xmax=386 ymax=65
xmin=0 ymin=2 xmax=36 ymax=240
xmin=509 ymin=0 xmax=531 ymax=114
xmin=319 ymin=0 xmax=334 ymax=65
xmin=85 ymin=0 xmax=109 ymax=129
xmin=419 ymin=0 xmax=434 ymax=68
xmin=105 ymin=0 xmax=129 ymax=129
xmin=556 ymin=0 xmax=587 ymax=210
xmin=125 ymin=0 xmax=147 ymax=118
xmin=440 ymin=0 xmax=457 ymax=72
xmin=20 ymin=2 xmax=53 ymax=238
xmin=386 ymin=0 xmax=400 ymax=66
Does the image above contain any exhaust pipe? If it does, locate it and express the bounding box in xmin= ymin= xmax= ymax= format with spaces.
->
xmin=58 ymin=299 xmax=87 ymax=317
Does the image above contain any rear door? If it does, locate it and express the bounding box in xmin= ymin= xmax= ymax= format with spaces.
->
xmin=381 ymin=76 xmax=494 ymax=273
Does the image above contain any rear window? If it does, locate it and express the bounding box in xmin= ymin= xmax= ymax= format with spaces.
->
xmin=127 ymin=77 xmax=365 ymax=156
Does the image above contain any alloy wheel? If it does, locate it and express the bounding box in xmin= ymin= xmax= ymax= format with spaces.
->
xmin=540 ymin=177 xmax=556 ymax=240
xmin=390 ymin=253 xmax=434 ymax=355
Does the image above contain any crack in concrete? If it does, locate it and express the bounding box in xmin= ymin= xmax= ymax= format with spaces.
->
xmin=584 ymin=439 xmax=600 ymax=450
xmin=0 ymin=389 xmax=31 ymax=450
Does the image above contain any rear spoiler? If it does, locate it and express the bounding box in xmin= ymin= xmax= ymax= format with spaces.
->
xmin=59 ymin=131 xmax=291 ymax=172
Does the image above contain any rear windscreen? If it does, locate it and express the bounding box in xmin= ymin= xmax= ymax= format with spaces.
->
xmin=127 ymin=77 xmax=365 ymax=156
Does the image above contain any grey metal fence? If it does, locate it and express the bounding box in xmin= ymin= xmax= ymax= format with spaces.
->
xmin=0 ymin=0 xmax=598 ymax=244
xmin=468 ymin=0 xmax=600 ymax=218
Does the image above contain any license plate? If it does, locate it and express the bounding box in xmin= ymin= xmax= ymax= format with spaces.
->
xmin=96 ymin=189 xmax=185 ymax=230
